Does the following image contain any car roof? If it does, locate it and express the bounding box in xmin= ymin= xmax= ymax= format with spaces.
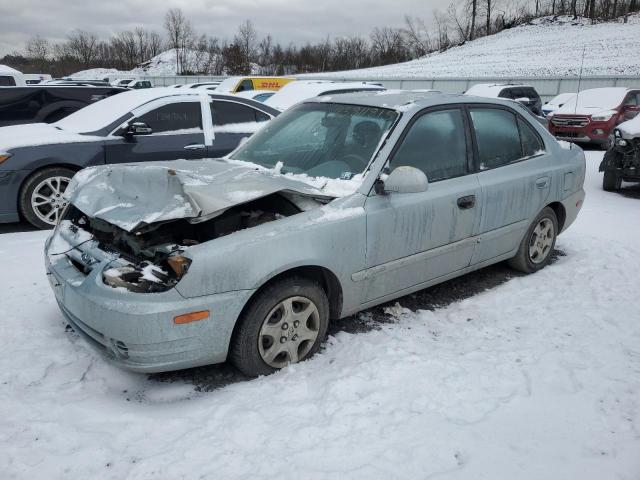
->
xmin=302 ymin=90 xmax=527 ymax=113
xmin=465 ymin=83 xmax=534 ymax=97
xmin=265 ymin=81 xmax=385 ymax=110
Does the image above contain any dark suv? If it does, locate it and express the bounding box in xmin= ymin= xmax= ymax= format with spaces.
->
xmin=465 ymin=84 xmax=543 ymax=116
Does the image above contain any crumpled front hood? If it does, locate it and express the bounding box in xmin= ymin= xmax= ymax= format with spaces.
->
xmin=65 ymin=159 xmax=333 ymax=232
xmin=0 ymin=123 xmax=101 ymax=152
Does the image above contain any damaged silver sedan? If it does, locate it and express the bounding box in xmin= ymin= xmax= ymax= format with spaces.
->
xmin=45 ymin=91 xmax=586 ymax=376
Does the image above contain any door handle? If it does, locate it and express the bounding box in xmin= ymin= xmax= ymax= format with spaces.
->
xmin=184 ymin=144 xmax=205 ymax=150
xmin=535 ymin=177 xmax=549 ymax=188
xmin=457 ymin=195 xmax=476 ymax=210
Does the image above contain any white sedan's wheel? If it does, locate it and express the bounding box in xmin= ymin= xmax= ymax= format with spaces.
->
xmin=258 ymin=296 xmax=320 ymax=368
xmin=528 ymin=218 xmax=555 ymax=264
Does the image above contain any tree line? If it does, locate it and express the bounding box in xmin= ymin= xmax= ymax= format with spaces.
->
xmin=2 ymin=0 xmax=639 ymax=77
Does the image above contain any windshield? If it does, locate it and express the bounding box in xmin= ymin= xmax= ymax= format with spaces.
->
xmin=230 ymin=102 xmax=398 ymax=179
xmin=561 ymin=88 xmax=627 ymax=111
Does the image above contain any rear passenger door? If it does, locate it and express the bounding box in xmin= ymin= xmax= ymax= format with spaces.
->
xmin=208 ymin=100 xmax=271 ymax=157
xmin=467 ymin=105 xmax=552 ymax=264
xmin=362 ymin=107 xmax=482 ymax=302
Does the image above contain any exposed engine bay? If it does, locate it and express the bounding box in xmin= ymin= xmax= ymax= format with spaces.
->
xmin=60 ymin=193 xmax=314 ymax=293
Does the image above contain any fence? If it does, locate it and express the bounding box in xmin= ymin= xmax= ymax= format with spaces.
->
xmin=106 ymin=74 xmax=640 ymax=100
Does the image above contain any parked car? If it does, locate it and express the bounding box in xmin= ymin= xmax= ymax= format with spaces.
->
xmin=126 ymin=79 xmax=153 ymax=89
xmin=23 ymin=74 xmax=52 ymax=85
xmin=264 ymin=80 xmax=385 ymax=111
xmin=548 ymin=87 xmax=640 ymax=149
xmin=464 ymin=83 xmax=544 ymax=116
xmin=0 ymin=88 xmax=279 ymax=228
xmin=599 ymin=115 xmax=640 ymax=190
xmin=215 ymin=76 xmax=294 ymax=94
xmin=234 ymin=89 xmax=275 ymax=102
xmin=0 ymin=85 xmax=126 ymax=127
xmin=111 ymin=79 xmax=135 ymax=87
xmin=179 ymin=82 xmax=222 ymax=89
xmin=0 ymin=65 xmax=26 ymax=86
xmin=541 ymin=93 xmax=576 ymax=117
xmin=44 ymin=80 xmax=113 ymax=87
xmin=44 ymin=91 xmax=585 ymax=376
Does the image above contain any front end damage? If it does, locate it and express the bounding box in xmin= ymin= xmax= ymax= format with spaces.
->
xmin=57 ymin=191 xmax=313 ymax=293
xmin=599 ymin=129 xmax=640 ymax=182
xmin=50 ymin=160 xmax=331 ymax=294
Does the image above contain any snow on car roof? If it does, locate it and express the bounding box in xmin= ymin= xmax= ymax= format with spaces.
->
xmin=0 ymin=64 xmax=21 ymax=75
xmin=464 ymin=83 xmax=531 ymax=98
xmin=556 ymin=87 xmax=630 ymax=113
xmin=302 ymin=90 xmax=468 ymax=112
xmin=54 ymin=88 xmax=203 ymax=134
xmin=547 ymin=92 xmax=576 ymax=106
xmin=264 ymin=81 xmax=385 ymax=111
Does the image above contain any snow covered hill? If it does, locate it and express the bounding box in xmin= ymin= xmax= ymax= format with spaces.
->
xmin=73 ymin=48 xmax=224 ymax=79
xmin=322 ymin=15 xmax=640 ymax=78
xmin=1 ymin=152 xmax=640 ymax=479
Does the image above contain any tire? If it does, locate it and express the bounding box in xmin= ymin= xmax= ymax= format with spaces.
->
xmin=508 ymin=207 xmax=558 ymax=274
xmin=19 ymin=167 xmax=75 ymax=229
xmin=230 ymin=276 xmax=329 ymax=377
xmin=602 ymin=170 xmax=621 ymax=192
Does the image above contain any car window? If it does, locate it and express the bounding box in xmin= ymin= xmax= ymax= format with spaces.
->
xmin=521 ymin=88 xmax=539 ymax=99
xmin=236 ymin=80 xmax=254 ymax=92
xmin=0 ymin=76 xmax=16 ymax=86
xmin=518 ymin=118 xmax=545 ymax=157
xmin=499 ymin=88 xmax=517 ymax=99
xmin=390 ymin=109 xmax=468 ymax=182
xmin=212 ymin=101 xmax=269 ymax=125
xmin=470 ymin=108 xmax=523 ymax=169
xmin=623 ymin=93 xmax=639 ymax=106
xmin=136 ymin=101 xmax=202 ymax=134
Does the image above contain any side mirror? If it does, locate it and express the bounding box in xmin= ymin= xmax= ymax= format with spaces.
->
xmin=375 ymin=166 xmax=429 ymax=195
xmin=124 ymin=122 xmax=153 ymax=137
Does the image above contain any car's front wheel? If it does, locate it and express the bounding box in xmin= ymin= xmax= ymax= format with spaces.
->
xmin=508 ymin=207 xmax=558 ymax=274
xmin=230 ymin=276 xmax=329 ymax=377
xmin=19 ymin=167 xmax=75 ymax=229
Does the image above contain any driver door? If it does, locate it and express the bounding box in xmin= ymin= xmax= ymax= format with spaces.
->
xmin=105 ymin=98 xmax=207 ymax=164
xmin=361 ymin=107 xmax=482 ymax=303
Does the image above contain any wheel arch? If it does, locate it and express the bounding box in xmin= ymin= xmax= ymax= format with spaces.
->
xmin=547 ymin=201 xmax=566 ymax=233
xmin=232 ymin=265 xmax=344 ymax=340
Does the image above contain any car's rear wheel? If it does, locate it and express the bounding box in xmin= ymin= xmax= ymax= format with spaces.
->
xmin=230 ymin=276 xmax=329 ymax=377
xmin=602 ymin=170 xmax=621 ymax=191
xmin=508 ymin=207 xmax=558 ymax=274
xmin=19 ymin=167 xmax=75 ymax=229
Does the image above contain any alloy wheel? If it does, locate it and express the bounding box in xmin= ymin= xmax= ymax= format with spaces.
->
xmin=30 ymin=176 xmax=70 ymax=226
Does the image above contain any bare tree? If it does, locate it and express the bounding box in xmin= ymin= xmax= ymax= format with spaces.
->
xmin=236 ymin=20 xmax=258 ymax=65
xmin=403 ymin=16 xmax=431 ymax=57
xmin=66 ymin=30 xmax=99 ymax=68
xmin=470 ymin=0 xmax=478 ymax=40
xmin=164 ymin=8 xmax=193 ymax=74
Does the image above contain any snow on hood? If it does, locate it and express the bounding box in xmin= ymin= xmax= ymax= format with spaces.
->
xmin=64 ymin=159 xmax=334 ymax=232
xmin=617 ymin=115 xmax=640 ymax=138
xmin=555 ymin=88 xmax=627 ymax=116
xmin=0 ymin=123 xmax=102 ymax=152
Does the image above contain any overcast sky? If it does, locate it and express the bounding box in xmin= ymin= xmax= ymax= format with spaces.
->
xmin=0 ymin=0 xmax=454 ymax=56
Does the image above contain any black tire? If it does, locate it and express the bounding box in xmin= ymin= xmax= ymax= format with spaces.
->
xmin=508 ymin=207 xmax=558 ymax=274
xmin=19 ymin=167 xmax=75 ymax=229
xmin=602 ymin=170 xmax=621 ymax=192
xmin=230 ymin=276 xmax=329 ymax=377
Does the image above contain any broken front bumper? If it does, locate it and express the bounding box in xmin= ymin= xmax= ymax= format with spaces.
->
xmin=44 ymin=236 xmax=255 ymax=373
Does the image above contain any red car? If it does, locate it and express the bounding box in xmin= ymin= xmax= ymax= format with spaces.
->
xmin=548 ymin=87 xmax=640 ymax=149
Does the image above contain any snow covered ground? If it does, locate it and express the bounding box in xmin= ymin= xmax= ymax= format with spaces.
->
xmin=322 ymin=15 xmax=640 ymax=78
xmin=1 ymin=151 xmax=639 ymax=479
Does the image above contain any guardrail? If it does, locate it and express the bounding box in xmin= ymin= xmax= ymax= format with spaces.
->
xmin=107 ymin=74 xmax=640 ymax=100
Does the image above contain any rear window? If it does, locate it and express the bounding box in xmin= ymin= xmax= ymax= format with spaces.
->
xmin=212 ymin=101 xmax=269 ymax=125
xmin=0 ymin=76 xmax=16 ymax=86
